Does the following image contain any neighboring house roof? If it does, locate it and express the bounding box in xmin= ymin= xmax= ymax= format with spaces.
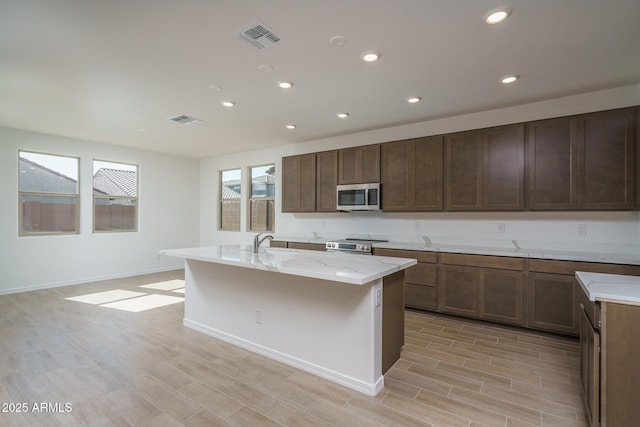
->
xmin=93 ymin=168 xmax=137 ymax=197
xmin=221 ymin=185 xmax=241 ymax=200
xmin=19 ymin=158 xmax=78 ymax=193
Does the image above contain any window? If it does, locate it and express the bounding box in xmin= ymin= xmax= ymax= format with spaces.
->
xmin=249 ymin=164 xmax=275 ymax=232
xmin=19 ymin=151 xmax=80 ymax=235
xmin=219 ymin=168 xmax=241 ymax=231
xmin=93 ymin=160 xmax=138 ymax=232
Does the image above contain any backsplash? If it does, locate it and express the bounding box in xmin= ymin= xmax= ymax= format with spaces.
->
xmin=279 ymin=211 xmax=640 ymax=247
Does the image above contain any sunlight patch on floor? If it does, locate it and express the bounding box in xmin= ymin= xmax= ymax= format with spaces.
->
xmin=100 ymin=294 xmax=184 ymax=312
xmin=66 ymin=289 xmax=146 ymax=305
xmin=139 ymin=279 xmax=185 ymax=291
xmin=66 ymin=287 xmax=184 ymax=312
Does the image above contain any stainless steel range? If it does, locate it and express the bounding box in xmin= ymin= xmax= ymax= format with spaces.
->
xmin=325 ymin=238 xmax=388 ymax=254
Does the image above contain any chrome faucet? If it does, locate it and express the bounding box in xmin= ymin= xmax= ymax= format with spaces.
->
xmin=253 ymin=232 xmax=274 ymax=253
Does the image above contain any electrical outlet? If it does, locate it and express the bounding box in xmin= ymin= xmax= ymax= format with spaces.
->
xmin=577 ymin=223 xmax=587 ymax=236
xmin=255 ymin=309 xmax=263 ymax=324
xmin=375 ymin=288 xmax=382 ymax=307
xmin=497 ymin=223 xmax=505 ymax=233
xmin=320 ymin=219 xmax=326 ymax=228
xmin=414 ymin=221 xmax=421 ymax=231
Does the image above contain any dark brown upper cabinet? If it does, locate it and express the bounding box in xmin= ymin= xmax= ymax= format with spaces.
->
xmin=527 ymin=116 xmax=579 ymax=209
xmin=578 ymin=108 xmax=635 ymax=209
xmin=316 ymin=150 xmax=338 ymax=212
xmin=338 ymin=144 xmax=380 ymax=184
xmin=445 ymin=124 xmax=525 ymax=211
xmin=282 ymin=153 xmax=316 ymax=212
xmin=528 ymin=107 xmax=635 ymax=210
xmin=381 ymin=136 xmax=443 ymax=211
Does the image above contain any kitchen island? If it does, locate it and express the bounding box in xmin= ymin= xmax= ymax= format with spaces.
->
xmin=575 ymin=272 xmax=640 ymax=427
xmin=159 ymin=245 xmax=416 ymax=396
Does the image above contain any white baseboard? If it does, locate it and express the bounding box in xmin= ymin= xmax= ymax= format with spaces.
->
xmin=183 ymin=318 xmax=384 ymax=396
xmin=0 ymin=266 xmax=184 ymax=296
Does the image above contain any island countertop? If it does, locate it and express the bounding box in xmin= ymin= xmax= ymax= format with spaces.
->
xmin=576 ymin=271 xmax=640 ymax=304
xmin=159 ymin=245 xmax=417 ymax=285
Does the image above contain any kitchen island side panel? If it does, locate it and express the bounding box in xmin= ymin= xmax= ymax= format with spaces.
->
xmin=183 ymin=259 xmax=383 ymax=395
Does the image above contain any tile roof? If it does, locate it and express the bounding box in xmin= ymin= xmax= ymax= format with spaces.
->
xmin=93 ymin=168 xmax=137 ymax=197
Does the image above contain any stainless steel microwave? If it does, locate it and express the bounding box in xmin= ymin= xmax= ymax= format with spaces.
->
xmin=336 ymin=183 xmax=381 ymax=211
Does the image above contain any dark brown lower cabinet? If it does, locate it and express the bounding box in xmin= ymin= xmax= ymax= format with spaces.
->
xmin=373 ymin=249 xmax=438 ymax=310
xmin=439 ymin=265 xmax=479 ymax=317
xmin=440 ymin=264 xmax=524 ymax=326
xmin=480 ymin=269 xmax=524 ymax=325
xmin=527 ymin=272 xmax=579 ymax=335
xmin=579 ymin=284 xmax=640 ymax=426
xmin=579 ymin=303 xmax=600 ymax=427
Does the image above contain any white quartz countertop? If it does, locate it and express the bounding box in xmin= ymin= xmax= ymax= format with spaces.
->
xmin=159 ymin=245 xmax=417 ymax=285
xmin=274 ymin=236 xmax=640 ymax=266
xmin=576 ymin=271 xmax=640 ymax=304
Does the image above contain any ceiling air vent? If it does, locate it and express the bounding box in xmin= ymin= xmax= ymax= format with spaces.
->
xmin=236 ymin=22 xmax=281 ymax=49
xmin=167 ymin=114 xmax=205 ymax=126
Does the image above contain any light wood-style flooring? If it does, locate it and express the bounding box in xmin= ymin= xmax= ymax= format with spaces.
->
xmin=0 ymin=270 xmax=587 ymax=426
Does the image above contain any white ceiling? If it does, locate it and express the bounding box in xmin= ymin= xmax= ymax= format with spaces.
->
xmin=1 ymin=0 xmax=639 ymax=159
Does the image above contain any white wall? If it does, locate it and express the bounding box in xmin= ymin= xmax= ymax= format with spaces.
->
xmin=200 ymin=84 xmax=640 ymax=249
xmin=0 ymin=127 xmax=200 ymax=294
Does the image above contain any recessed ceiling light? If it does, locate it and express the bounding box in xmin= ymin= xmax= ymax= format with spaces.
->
xmin=208 ymin=85 xmax=223 ymax=92
xmin=500 ymin=74 xmax=520 ymax=84
xmin=406 ymin=96 xmax=422 ymax=104
xmin=362 ymin=51 xmax=381 ymax=62
xmin=337 ymin=112 xmax=349 ymax=118
xmin=285 ymin=124 xmax=297 ymax=130
xmin=221 ymin=101 xmax=236 ymax=107
xmin=258 ymin=64 xmax=274 ymax=72
xmin=138 ymin=128 xmax=150 ymax=133
xmin=484 ymin=8 xmax=511 ymax=24
xmin=278 ymin=81 xmax=293 ymax=89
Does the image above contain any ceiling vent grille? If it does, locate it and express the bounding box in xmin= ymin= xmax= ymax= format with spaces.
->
xmin=236 ymin=22 xmax=281 ymax=49
xmin=167 ymin=114 xmax=205 ymax=126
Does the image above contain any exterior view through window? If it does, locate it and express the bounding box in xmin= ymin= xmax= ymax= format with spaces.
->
xmin=93 ymin=160 xmax=138 ymax=232
xmin=220 ymin=169 xmax=241 ymax=231
xmin=249 ymin=164 xmax=275 ymax=232
xmin=19 ymin=150 xmax=80 ymax=235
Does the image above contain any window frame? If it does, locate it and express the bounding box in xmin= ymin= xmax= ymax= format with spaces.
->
xmin=92 ymin=159 xmax=139 ymax=234
xmin=248 ymin=163 xmax=276 ymax=232
xmin=218 ymin=167 xmax=242 ymax=232
xmin=18 ymin=150 xmax=80 ymax=237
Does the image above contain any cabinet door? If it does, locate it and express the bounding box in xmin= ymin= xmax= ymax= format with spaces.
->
xmin=338 ymin=144 xmax=380 ymax=184
xmin=439 ymin=265 xmax=479 ymax=317
xmin=528 ymin=272 xmax=579 ymax=335
xmin=316 ymin=150 xmax=337 ymax=212
xmin=445 ymin=131 xmax=482 ymax=210
xmin=415 ymin=136 xmax=443 ymax=210
xmin=381 ymin=139 xmax=412 ymax=210
xmin=282 ymin=154 xmax=316 ymax=212
xmin=381 ymin=136 xmax=443 ymax=211
xmin=480 ymin=269 xmax=524 ymax=325
xmin=580 ymin=306 xmax=600 ymax=427
xmin=527 ymin=116 xmax=578 ymax=209
xmin=481 ymin=124 xmax=525 ymax=210
xmin=578 ymin=108 xmax=634 ymax=209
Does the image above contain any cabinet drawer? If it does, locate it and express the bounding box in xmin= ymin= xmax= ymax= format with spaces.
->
xmin=269 ymin=240 xmax=288 ymax=248
xmin=287 ymin=242 xmax=326 ymax=251
xmin=440 ymin=253 xmax=523 ymax=270
xmin=405 ymin=263 xmax=437 ymax=286
xmin=529 ymin=259 xmax=640 ymax=276
xmin=405 ymin=284 xmax=437 ymax=310
xmin=373 ymin=248 xmax=437 ymax=263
